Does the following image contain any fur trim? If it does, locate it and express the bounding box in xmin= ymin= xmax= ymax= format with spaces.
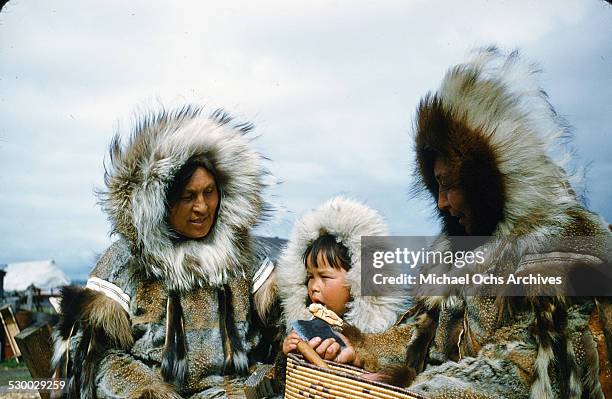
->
xmin=132 ymin=383 xmax=183 ymax=399
xmin=51 ymin=329 xmax=70 ymax=374
xmin=587 ymin=301 xmax=610 ymax=398
xmin=218 ymin=284 xmax=249 ymax=375
xmin=253 ymin=269 xmax=278 ymax=323
xmin=596 ymin=299 xmax=612 ymax=366
xmin=52 ymin=286 xmax=134 ymax=399
xmin=404 ymin=308 xmax=439 ymax=373
xmin=414 ymin=47 xmax=580 ymax=237
xmin=531 ymin=346 xmax=555 ymax=399
xmin=161 ymin=292 xmax=187 ymax=388
xmin=97 ymin=106 xmax=266 ymax=291
xmin=277 ymin=196 xmax=407 ymax=333
xmin=86 ymin=288 xmax=134 ymax=347
xmin=52 ymin=286 xmax=133 ymax=370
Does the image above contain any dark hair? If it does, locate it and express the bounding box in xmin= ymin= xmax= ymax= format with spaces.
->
xmin=302 ymin=233 xmax=351 ymax=272
xmin=165 ymin=157 xmax=219 ymax=209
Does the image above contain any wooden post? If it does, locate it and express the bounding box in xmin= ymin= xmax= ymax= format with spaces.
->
xmin=0 ymin=304 xmax=21 ymax=361
xmin=15 ymin=323 xmax=53 ymax=399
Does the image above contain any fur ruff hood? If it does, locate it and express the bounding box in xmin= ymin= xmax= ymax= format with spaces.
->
xmin=407 ymin=48 xmax=612 ymax=399
xmin=276 ymin=197 xmax=408 ymax=334
xmin=415 ymin=47 xmax=584 ymax=239
xmin=412 ymin=47 xmax=611 ymax=304
xmin=98 ymin=106 xmax=266 ymax=291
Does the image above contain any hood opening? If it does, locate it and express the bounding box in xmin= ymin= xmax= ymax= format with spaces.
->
xmin=416 ymin=96 xmax=505 ymax=237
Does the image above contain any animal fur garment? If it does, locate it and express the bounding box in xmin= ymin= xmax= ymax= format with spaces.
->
xmin=391 ymin=47 xmax=612 ymax=398
xmin=52 ymin=286 xmax=133 ymax=399
xmin=275 ymin=196 xmax=410 ymax=334
xmin=52 ymin=107 xmax=283 ymax=398
xmin=98 ymin=107 xmax=266 ymax=292
xmin=160 ymin=291 xmax=187 ymax=388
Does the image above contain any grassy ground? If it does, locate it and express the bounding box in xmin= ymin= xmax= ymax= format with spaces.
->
xmin=0 ymin=359 xmax=39 ymax=398
xmin=0 ymin=358 xmax=32 ymax=387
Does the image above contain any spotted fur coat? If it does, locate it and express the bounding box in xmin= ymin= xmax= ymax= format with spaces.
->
xmin=52 ymin=107 xmax=281 ymax=399
xmin=373 ymin=48 xmax=612 ymax=399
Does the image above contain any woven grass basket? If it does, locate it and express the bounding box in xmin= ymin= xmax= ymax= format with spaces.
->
xmin=285 ymin=353 xmax=429 ymax=399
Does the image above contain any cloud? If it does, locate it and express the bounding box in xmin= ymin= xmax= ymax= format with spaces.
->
xmin=0 ymin=0 xmax=610 ymax=279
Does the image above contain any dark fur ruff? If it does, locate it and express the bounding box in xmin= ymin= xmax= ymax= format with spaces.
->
xmin=53 ymin=286 xmax=133 ymax=399
xmin=414 ymin=95 xmax=505 ymax=237
xmin=160 ymin=291 xmax=187 ymax=388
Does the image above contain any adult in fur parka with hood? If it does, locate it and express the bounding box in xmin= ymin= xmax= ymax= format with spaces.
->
xmin=368 ymin=48 xmax=612 ymax=398
xmin=52 ymin=107 xmax=280 ymax=399
xmin=275 ymin=197 xmax=411 ymax=371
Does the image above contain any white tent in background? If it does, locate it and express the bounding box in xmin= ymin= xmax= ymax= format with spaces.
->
xmin=4 ymin=260 xmax=70 ymax=291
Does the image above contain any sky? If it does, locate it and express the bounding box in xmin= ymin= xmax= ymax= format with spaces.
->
xmin=0 ymin=1 xmax=610 ymax=281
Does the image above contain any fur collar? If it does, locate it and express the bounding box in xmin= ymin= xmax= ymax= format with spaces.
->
xmin=276 ymin=197 xmax=408 ymax=333
xmin=98 ymin=107 xmax=266 ymax=291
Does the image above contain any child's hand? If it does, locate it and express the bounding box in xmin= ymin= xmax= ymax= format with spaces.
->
xmin=282 ymin=330 xmax=301 ymax=355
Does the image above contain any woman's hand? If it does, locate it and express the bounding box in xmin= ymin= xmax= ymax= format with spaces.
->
xmin=307 ymin=332 xmax=362 ymax=366
xmin=282 ymin=330 xmax=301 ymax=355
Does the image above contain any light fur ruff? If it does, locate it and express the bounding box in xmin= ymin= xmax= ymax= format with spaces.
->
xmin=97 ymin=106 xmax=266 ymax=291
xmin=276 ymin=196 xmax=408 ymax=334
xmin=253 ymin=269 xmax=278 ymax=322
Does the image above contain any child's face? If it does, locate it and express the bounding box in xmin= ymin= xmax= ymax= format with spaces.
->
xmin=306 ymin=251 xmax=351 ymax=317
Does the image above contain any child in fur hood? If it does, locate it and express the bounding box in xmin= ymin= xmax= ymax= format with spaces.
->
xmin=281 ymin=232 xmax=357 ymax=362
xmin=275 ymin=197 xmax=410 ymax=365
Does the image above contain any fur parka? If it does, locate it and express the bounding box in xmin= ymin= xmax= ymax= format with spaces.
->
xmin=52 ymin=107 xmax=281 ymax=399
xmin=399 ymin=48 xmax=612 ymax=398
xmin=276 ymin=196 xmax=409 ymax=334
xmin=270 ymin=197 xmax=412 ymax=388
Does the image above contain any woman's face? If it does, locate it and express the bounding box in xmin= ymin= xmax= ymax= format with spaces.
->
xmin=434 ymin=157 xmax=472 ymax=234
xmin=306 ymin=251 xmax=351 ymax=317
xmin=168 ymin=167 xmax=219 ymax=239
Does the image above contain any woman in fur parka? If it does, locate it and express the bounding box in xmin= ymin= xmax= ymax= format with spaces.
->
xmin=362 ymin=48 xmax=612 ymax=398
xmin=52 ymin=107 xmax=281 ymax=399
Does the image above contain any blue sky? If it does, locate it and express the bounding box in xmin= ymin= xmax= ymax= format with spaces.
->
xmin=1 ymin=1 xmax=610 ymax=280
